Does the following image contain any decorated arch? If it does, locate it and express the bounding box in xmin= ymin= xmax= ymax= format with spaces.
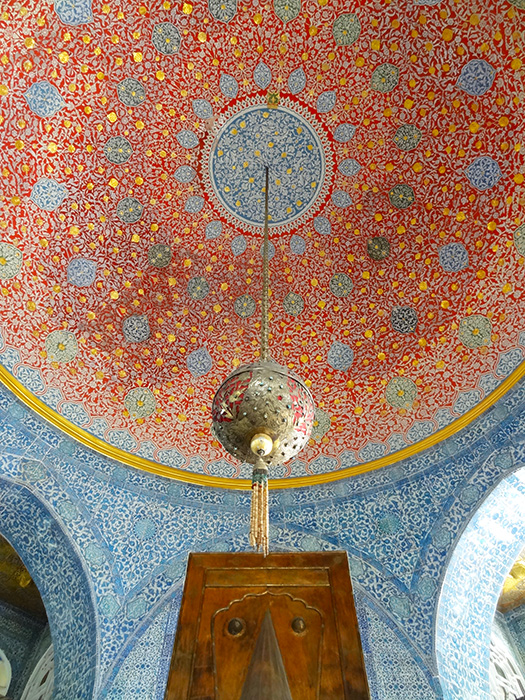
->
xmin=435 ymin=465 xmax=525 ymax=699
xmin=0 ymin=476 xmax=99 ymax=700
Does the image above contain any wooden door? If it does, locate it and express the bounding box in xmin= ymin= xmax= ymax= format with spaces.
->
xmin=164 ymin=552 xmax=369 ymax=700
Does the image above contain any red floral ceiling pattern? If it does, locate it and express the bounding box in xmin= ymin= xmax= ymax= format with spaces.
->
xmin=0 ymin=0 xmax=524 ymax=480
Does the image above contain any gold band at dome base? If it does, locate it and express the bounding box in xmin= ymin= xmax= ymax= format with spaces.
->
xmin=0 ymin=361 xmax=523 ymax=490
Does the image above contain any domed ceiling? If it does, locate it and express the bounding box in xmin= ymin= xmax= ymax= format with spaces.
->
xmin=0 ymin=0 xmax=524 ymax=484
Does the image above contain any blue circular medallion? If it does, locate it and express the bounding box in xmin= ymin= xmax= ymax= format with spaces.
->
xmin=67 ymin=258 xmax=96 ymax=287
xmin=208 ymin=104 xmax=325 ymax=228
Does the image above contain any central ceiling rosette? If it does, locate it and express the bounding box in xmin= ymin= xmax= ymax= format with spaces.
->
xmin=204 ymin=99 xmax=331 ymax=231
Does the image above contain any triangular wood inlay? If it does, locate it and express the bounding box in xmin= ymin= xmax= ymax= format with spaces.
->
xmin=239 ymin=609 xmax=293 ymax=700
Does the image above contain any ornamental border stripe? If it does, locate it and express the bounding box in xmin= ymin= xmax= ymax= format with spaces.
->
xmin=0 ymin=362 xmax=523 ymax=490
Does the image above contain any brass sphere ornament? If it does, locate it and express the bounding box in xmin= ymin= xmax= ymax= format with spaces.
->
xmin=211 ymin=167 xmax=315 ymax=555
xmin=212 ymin=363 xmax=315 ymax=556
xmin=211 ymin=361 xmax=315 ymax=467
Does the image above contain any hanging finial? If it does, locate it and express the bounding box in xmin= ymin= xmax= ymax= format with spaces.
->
xmin=211 ymin=162 xmax=315 ymax=557
xmin=249 ymin=165 xmax=271 ymax=555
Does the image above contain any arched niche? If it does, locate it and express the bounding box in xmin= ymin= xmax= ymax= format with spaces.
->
xmin=0 ymin=477 xmax=98 ymax=700
xmin=435 ymin=467 xmax=525 ymax=700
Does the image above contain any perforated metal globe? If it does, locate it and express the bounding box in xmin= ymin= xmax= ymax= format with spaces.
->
xmin=211 ymin=360 xmax=315 ymax=466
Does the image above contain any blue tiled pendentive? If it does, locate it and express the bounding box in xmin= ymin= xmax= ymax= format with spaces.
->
xmin=0 ymin=372 xmax=523 ymax=699
xmin=355 ymin=593 xmax=439 ymax=700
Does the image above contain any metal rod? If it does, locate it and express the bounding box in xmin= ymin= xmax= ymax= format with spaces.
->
xmin=261 ymin=166 xmax=269 ymax=362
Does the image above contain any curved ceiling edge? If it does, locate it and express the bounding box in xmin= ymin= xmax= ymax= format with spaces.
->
xmin=0 ymin=362 xmax=523 ymax=491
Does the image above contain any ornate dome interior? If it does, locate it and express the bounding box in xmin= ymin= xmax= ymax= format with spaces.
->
xmin=0 ymin=0 xmax=523 ymax=483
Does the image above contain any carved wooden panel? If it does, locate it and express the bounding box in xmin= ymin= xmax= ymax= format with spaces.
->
xmin=214 ymin=592 xmax=322 ymax=700
xmin=165 ymin=552 xmax=370 ymax=700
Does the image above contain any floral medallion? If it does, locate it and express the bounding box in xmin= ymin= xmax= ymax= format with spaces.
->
xmin=371 ymin=63 xmax=400 ymax=93
xmin=333 ymin=13 xmax=361 ymax=46
xmin=30 ymin=178 xmax=68 ymax=211
xmin=187 ymin=276 xmax=210 ymax=300
xmin=367 ymin=237 xmax=390 ymax=261
xmin=439 ymin=243 xmax=469 ymax=272
xmin=311 ymin=408 xmax=331 ymax=441
xmin=124 ymin=388 xmax=156 ymax=419
xmin=316 ymin=91 xmax=337 ymax=113
xmin=288 ymin=235 xmax=304 ymax=255
xmin=104 ymin=137 xmax=133 ymax=165
xmin=391 ymin=307 xmax=418 ymax=334
xmin=23 ymin=81 xmax=65 ymax=117
xmin=148 ymin=244 xmax=172 ymax=269
xmin=288 ymin=68 xmax=306 ymax=95
xmin=385 ymin=377 xmax=418 ymax=410
xmin=514 ymin=225 xmax=525 ymax=256
xmin=234 ymin=294 xmax=256 ymax=318
xmin=205 ymin=221 xmax=223 ymax=240
xmin=313 ymin=216 xmax=330 ymax=235
xmin=176 ymin=130 xmax=199 ymax=149
xmin=459 ymin=315 xmax=492 ymax=349
xmin=208 ymin=0 xmax=237 ymax=22
xmin=274 ymin=0 xmax=301 ymax=23
xmin=116 ymin=78 xmax=146 ymax=107
xmin=393 ymin=124 xmax=422 ymax=152
xmin=339 ymin=159 xmax=362 ymax=177
xmin=331 ymin=190 xmax=352 ymax=208
xmin=253 ymin=63 xmax=272 ymax=90
xmin=0 ymin=243 xmax=23 ymax=280
xmin=174 ymin=166 xmax=196 ymax=183
xmin=231 ymin=235 xmax=247 ymax=256
xmin=329 ymin=273 xmax=353 ymax=297
xmin=465 ymin=157 xmax=503 ymax=191
xmin=122 ymin=315 xmax=150 ymax=343
xmin=456 ymin=59 xmax=496 ymax=96
xmin=184 ymin=196 xmax=204 ymax=213
xmin=45 ymin=330 xmax=78 ymax=364
xmin=186 ymin=348 xmax=213 ymax=377
xmin=207 ymin=102 xmax=328 ymax=229
xmin=67 ymin=258 xmax=97 ymax=287
xmin=333 ymin=123 xmax=356 ymax=143
xmin=151 ymin=22 xmax=181 ymax=55
xmin=219 ymin=74 xmax=239 ymax=99
xmin=327 ymin=341 xmax=354 ymax=371
xmin=54 ymin=0 xmax=93 ymax=24
xmin=116 ymin=198 xmax=143 ymax=223
xmin=283 ymin=293 xmax=304 ymax=316
xmin=192 ymin=99 xmax=214 ymax=119
xmin=389 ymin=184 xmax=415 ymax=210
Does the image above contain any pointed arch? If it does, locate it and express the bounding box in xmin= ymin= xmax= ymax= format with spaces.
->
xmin=435 ymin=467 xmax=525 ymax=699
xmin=0 ymin=477 xmax=98 ymax=700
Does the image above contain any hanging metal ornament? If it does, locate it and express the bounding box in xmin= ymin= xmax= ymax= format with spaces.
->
xmin=211 ymin=167 xmax=315 ymax=555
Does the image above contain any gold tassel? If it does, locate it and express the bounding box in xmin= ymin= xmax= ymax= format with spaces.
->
xmin=250 ymin=458 xmax=269 ymax=556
